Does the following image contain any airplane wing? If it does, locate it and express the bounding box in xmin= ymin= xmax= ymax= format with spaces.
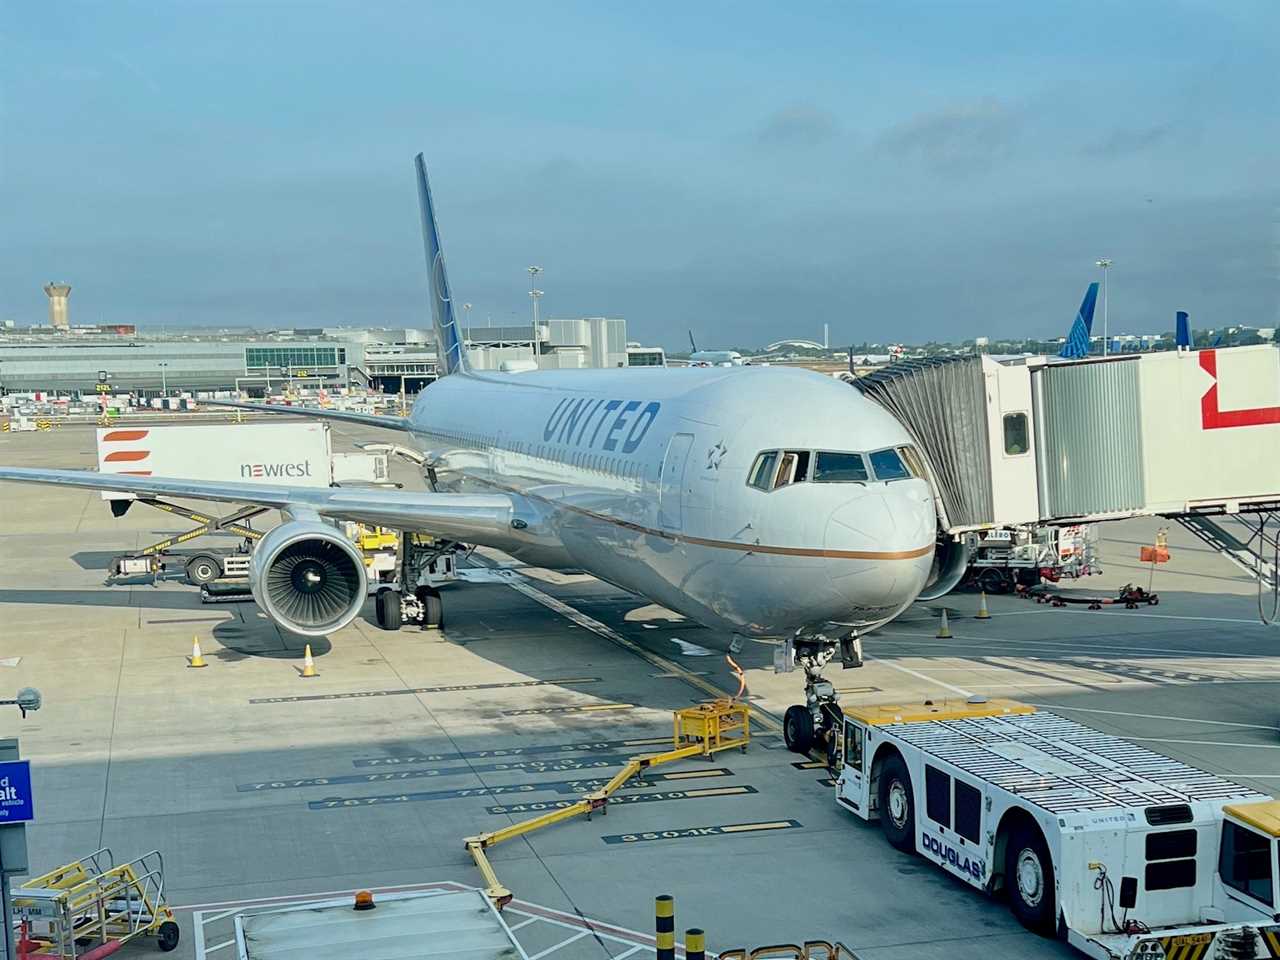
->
xmin=201 ymin=399 xmax=412 ymax=432
xmin=0 ymin=467 xmax=512 ymax=543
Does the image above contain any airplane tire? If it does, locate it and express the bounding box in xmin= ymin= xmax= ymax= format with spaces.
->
xmin=185 ymin=554 xmax=222 ymax=586
xmin=421 ymin=587 xmax=444 ymax=629
xmin=377 ymin=589 xmax=403 ymax=631
xmin=783 ymin=705 xmax=814 ymax=754
xmin=878 ymin=752 xmax=915 ymax=852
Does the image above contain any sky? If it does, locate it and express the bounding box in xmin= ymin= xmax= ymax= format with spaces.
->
xmin=1 ymin=1 xmax=1277 ymax=349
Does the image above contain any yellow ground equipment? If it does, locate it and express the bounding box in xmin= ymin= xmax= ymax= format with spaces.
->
xmin=465 ymin=699 xmax=751 ymax=907
xmin=12 ymin=848 xmax=179 ymax=956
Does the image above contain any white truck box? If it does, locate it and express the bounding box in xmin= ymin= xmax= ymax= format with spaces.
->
xmin=96 ymin=422 xmax=333 ymax=501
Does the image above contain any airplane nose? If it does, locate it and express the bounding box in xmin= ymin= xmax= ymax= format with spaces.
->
xmin=824 ymin=486 xmax=935 ymax=608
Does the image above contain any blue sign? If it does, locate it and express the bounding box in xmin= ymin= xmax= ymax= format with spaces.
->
xmin=0 ymin=761 xmax=33 ymax=823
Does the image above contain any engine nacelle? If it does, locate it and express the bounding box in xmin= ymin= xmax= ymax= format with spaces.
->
xmin=915 ymin=532 xmax=974 ymax=602
xmin=249 ymin=520 xmax=368 ymax=636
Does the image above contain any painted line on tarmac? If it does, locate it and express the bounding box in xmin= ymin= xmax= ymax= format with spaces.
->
xmin=485 ymin=784 xmax=757 ymax=815
xmin=249 ymin=677 xmax=601 ymax=704
xmin=872 ymin=632 xmax=1272 ymax=662
xmin=1030 ymin=704 xmax=1279 ymax=732
xmin=352 ymin=736 xmax=674 ymax=767
xmin=602 ymin=819 xmax=802 ymax=844
xmin=502 ymin=703 xmax=636 ymax=717
xmin=240 ymin=755 xmax=634 ymax=791
xmin=791 ymin=760 xmax=827 ymax=770
xmin=867 ymin=656 xmax=973 ymax=697
xmin=1126 ymin=738 xmax=1280 ymax=750
xmin=308 ymin=768 xmax=736 ymax=810
xmin=496 ymin=571 xmax=784 ymax=735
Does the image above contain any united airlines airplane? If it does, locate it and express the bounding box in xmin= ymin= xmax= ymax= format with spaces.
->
xmin=0 ymin=155 xmax=963 ymax=753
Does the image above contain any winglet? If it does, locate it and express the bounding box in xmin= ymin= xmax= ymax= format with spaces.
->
xmin=1058 ymin=282 xmax=1100 ymax=359
xmin=415 ymin=154 xmax=470 ymax=376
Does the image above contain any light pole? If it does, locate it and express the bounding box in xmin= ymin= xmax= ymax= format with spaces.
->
xmin=1096 ymin=258 xmax=1112 ymax=356
xmin=463 ymin=302 xmax=473 ymax=343
xmin=158 ymin=362 xmax=168 ymax=397
xmin=528 ymin=265 xmax=543 ymax=359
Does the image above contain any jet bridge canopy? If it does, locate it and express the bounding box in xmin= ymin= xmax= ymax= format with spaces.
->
xmin=850 ymin=344 xmax=1280 ymax=533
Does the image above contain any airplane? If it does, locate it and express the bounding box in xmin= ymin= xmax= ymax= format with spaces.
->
xmin=0 ymin=154 xmax=954 ymax=754
xmin=686 ymin=331 xmax=744 ymax=367
xmin=1057 ymin=282 xmax=1099 ymax=360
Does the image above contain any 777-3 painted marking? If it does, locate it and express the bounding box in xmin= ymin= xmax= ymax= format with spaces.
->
xmin=602 ymin=819 xmax=802 ymax=844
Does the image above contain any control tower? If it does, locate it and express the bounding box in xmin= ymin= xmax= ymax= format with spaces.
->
xmin=43 ymin=282 xmax=71 ymax=330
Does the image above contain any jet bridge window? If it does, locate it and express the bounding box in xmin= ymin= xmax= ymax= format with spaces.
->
xmin=1003 ymin=413 xmax=1029 ymax=455
xmin=813 ymin=452 xmax=869 ymax=483
xmin=868 ymin=448 xmax=911 ymax=481
xmin=1220 ymin=821 xmax=1274 ymax=906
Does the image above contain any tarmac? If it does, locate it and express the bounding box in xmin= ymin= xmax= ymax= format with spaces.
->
xmin=2 ymin=419 xmax=1279 ymax=959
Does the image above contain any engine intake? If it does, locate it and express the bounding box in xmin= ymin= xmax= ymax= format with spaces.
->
xmin=249 ymin=521 xmax=368 ymax=636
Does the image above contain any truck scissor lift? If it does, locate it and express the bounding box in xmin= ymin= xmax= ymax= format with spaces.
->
xmin=829 ymin=697 xmax=1280 ymax=959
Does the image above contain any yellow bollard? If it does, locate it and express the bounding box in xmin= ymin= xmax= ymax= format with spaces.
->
xmin=686 ymin=928 xmax=706 ymax=960
xmin=300 ymin=644 xmax=318 ymax=678
xmin=936 ymin=609 xmax=952 ymax=639
xmin=189 ymin=636 xmax=208 ymax=669
xmin=976 ymin=591 xmax=991 ymax=620
xmin=655 ymin=895 xmax=675 ymax=960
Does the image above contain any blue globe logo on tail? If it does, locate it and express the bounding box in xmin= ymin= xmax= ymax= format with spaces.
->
xmin=416 ymin=154 xmax=470 ymax=377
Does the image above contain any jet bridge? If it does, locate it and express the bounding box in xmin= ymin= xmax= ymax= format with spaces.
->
xmin=852 ymin=345 xmax=1280 ymax=606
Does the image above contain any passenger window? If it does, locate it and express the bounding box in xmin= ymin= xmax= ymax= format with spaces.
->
xmin=1220 ymin=822 xmax=1274 ymax=905
xmin=748 ymin=451 xmax=779 ymax=490
xmin=1003 ymin=413 xmax=1029 ymax=455
xmin=868 ymin=448 xmax=911 ymax=481
xmin=955 ymin=780 xmax=981 ymax=844
xmin=925 ymin=765 xmax=951 ymax=828
xmin=813 ymin=452 xmax=868 ymax=483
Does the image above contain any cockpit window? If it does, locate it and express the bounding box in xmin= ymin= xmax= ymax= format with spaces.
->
xmin=869 ymin=448 xmax=911 ymax=481
xmin=813 ymin=452 xmax=869 ymax=483
xmin=748 ymin=451 xmax=779 ymax=491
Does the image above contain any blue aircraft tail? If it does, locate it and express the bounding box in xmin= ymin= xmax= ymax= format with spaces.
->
xmin=1176 ymin=311 xmax=1191 ymax=349
xmin=414 ymin=154 xmax=470 ymax=376
xmin=1058 ymin=282 xmax=1100 ymax=359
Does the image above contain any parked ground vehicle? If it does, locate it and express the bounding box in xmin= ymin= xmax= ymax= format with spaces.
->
xmin=829 ymin=698 xmax=1280 ymax=959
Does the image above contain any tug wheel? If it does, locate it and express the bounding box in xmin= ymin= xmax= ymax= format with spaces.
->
xmin=1006 ymin=821 xmax=1056 ymax=935
xmin=877 ymin=752 xmax=915 ymax=852
xmin=783 ymin=705 xmax=814 ymax=754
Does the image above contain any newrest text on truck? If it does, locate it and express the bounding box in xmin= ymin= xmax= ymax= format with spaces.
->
xmin=832 ymin=698 xmax=1280 ymax=959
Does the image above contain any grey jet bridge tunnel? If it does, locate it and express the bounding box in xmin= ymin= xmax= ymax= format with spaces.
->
xmin=848 ymin=344 xmax=1280 ymax=604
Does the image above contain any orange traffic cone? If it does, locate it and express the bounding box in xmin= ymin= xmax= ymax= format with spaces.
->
xmin=936 ymin=609 xmax=952 ymax=639
xmin=300 ymin=644 xmax=318 ymax=678
xmin=976 ymin=591 xmax=991 ymax=620
xmin=189 ymin=636 xmax=207 ymax=668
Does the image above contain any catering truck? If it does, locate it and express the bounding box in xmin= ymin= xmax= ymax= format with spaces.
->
xmin=833 ymin=698 xmax=1280 ymax=959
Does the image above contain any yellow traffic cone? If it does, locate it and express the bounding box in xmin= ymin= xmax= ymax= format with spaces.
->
xmin=936 ymin=609 xmax=952 ymax=639
xmin=300 ymin=644 xmax=318 ymax=678
xmin=189 ymin=636 xmax=208 ymax=669
xmin=976 ymin=591 xmax=991 ymax=620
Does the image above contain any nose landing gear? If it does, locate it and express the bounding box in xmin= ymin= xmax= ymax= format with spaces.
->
xmin=781 ymin=633 xmax=861 ymax=764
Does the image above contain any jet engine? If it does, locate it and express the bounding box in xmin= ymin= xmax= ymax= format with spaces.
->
xmin=915 ymin=532 xmax=973 ymax=602
xmin=249 ymin=521 xmax=368 ymax=636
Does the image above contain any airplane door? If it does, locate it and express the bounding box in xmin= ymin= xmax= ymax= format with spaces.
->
xmin=658 ymin=433 xmax=694 ymax=531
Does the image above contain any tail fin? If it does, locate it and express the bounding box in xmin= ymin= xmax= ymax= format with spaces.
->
xmin=1058 ymin=282 xmax=1100 ymax=359
xmin=414 ymin=153 xmax=470 ymax=376
xmin=1175 ymin=310 xmax=1191 ymax=349
xmin=688 ymin=330 xmax=699 ymax=353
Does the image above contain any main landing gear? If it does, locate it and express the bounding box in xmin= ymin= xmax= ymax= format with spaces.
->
xmin=373 ymin=532 xmax=460 ymax=632
xmin=782 ymin=633 xmax=862 ymax=767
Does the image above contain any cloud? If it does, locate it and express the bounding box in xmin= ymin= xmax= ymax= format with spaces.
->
xmin=1081 ymin=122 xmax=1175 ymax=158
xmin=874 ymin=98 xmax=1022 ymax=174
xmin=756 ymin=104 xmax=839 ymax=147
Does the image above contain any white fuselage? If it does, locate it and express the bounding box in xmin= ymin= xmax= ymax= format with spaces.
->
xmin=408 ymin=365 xmax=936 ymax=640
